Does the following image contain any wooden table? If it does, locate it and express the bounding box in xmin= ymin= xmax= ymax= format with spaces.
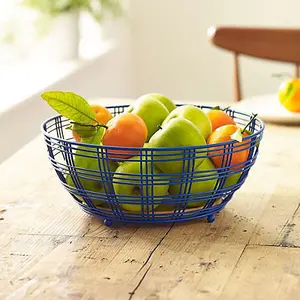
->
xmin=1 ymin=122 xmax=300 ymax=300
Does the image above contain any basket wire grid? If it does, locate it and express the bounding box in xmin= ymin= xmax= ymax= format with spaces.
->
xmin=42 ymin=105 xmax=264 ymax=226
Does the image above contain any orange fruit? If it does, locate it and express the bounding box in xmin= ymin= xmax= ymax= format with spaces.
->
xmin=207 ymin=124 xmax=250 ymax=170
xmin=102 ymin=113 xmax=148 ymax=159
xmin=72 ymin=130 xmax=82 ymax=142
xmin=279 ymin=78 xmax=300 ymax=112
xmin=72 ymin=104 xmax=113 ymax=142
xmin=206 ymin=109 xmax=236 ymax=132
xmin=91 ymin=104 xmax=113 ymax=124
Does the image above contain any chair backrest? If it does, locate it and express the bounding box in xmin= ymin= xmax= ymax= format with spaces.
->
xmin=208 ymin=26 xmax=300 ymax=101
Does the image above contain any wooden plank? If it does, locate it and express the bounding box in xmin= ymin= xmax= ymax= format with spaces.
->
xmin=0 ymin=175 xmax=275 ymax=299
xmin=250 ymin=188 xmax=300 ymax=247
xmin=0 ymin=234 xmax=129 ymax=299
xmin=247 ymin=124 xmax=300 ymax=247
xmin=119 ymin=188 xmax=279 ymax=300
xmin=210 ymin=26 xmax=300 ymax=64
xmin=0 ymin=235 xmax=69 ymax=284
xmin=127 ymin=224 xmax=248 ymax=300
xmin=0 ymin=111 xmax=299 ymax=300
xmin=0 ymin=225 xmax=172 ymax=300
xmin=0 ymin=136 xmax=138 ymax=240
xmin=219 ymin=245 xmax=300 ymax=300
xmin=0 ymin=136 xmax=53 ymax=202
xmin=2 ymin=175 xmax=137 ymax=239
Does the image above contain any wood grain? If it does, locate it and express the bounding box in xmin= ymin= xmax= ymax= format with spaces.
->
xmin=209 ymin=27 xmax=300 ymax=64
xmin=0 ymin=226 xmax=172 ymax=300
xmin=219 ymin=245 xmax=300 ymax=300
xmin=0 ymin=119 xmax=300 ymax=299
xmin=233 ymin=53 xmax=242 ymax=102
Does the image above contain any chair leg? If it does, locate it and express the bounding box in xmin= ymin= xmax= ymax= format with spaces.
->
xmin=234 ymin=53 xmax=242 ymax=102
xmin=295 ymin=64 xmax=299 ymax=78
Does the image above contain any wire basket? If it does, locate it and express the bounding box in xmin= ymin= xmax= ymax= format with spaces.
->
xmin=42 ymin=104 xmax=264 ymax=226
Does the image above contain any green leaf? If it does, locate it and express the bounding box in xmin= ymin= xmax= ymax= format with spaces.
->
xmin=230 ymin=128 xmax=243 ymax=142
xmin=241 ymin=113 xmax=258 ymax=134
xmin=41 ymin=91 xmax=97 ymax=123
xmin=72 ymin=123 xmax=98 ymax=139
xmin=211 ymin=105 xmax=230 ymax=111
xmin=74 ymin=127 xmax=105 ymax=175
xmin=22 ymin=0 xmax=123 ymax=20
xmin=81 ymin=127 xmax=105 ymax=145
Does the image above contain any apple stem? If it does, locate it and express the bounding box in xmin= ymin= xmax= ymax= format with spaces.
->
xmin=157 ymin=124 xmax=163 ymax=130
xmin=70 ymin=121 xmax=108 ymax=129
xmin=241 ymin=113 xmax=258 ymax=134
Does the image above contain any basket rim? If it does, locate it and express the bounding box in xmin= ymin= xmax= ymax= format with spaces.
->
xmin=41 ymin=104 xmax=265 ymax=151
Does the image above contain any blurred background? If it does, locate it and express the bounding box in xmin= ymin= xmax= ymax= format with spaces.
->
xmin=0 ymin=0 xmax=125 ymax=112
xmin=1 ymin=0 xmax=299 ymax=111
xmin=1 ymin=0 xmax=300 ymax=162
xmin=2 ymin=0 xmax=300 ymax=108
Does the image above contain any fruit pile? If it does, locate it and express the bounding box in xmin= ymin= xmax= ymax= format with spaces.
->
xmin=42 ymin=91 xmax=256 ymax=212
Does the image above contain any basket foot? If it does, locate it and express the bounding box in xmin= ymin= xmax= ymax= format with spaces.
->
xmin=207 ymin=214 xmax=215 ymax=223
xmin=104 ymin=219 xmax=113 ymax=227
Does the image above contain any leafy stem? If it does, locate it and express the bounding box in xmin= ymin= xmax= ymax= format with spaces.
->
xmin=41 ymin=91 xmax=97 ymax=124
xmin=241 ymin=113 xmax=258 ymax=134
xmin=70 ymin=121 xmax=108 ymax=129
xmin=211 ymin=105 xmax=231 ymax=111
xmin=230 ymin=113 xmax=258 ymax=142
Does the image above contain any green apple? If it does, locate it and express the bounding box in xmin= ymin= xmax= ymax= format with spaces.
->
xmin=162 ymin=105 xmax=212 ymax=140
xmin=66 ymin=147 xmax=118 ymax=206
xmin=66 ymin=174 xmax=104 ymax=206
xmin=148 ymin=117 xmax=207 ymax=174
xmin=155 ymin=203 xmax=176 ymax=211
xmin=145 ymin=93 xmax=176 ymax=113
xmin=127 ymin=93 xmax=176 ymax=114
xmin=169 ymin=158 xmax=218 ymax=207
xmin=113 ymin=156 xmax=169 ymax=212
xmin=129 ymin=94 xmax=169 ymax=141
xmin=224 ymin=172 xmax=241 ymax=188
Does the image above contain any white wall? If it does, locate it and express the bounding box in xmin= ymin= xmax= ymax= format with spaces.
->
xmin=129 ymin=0 xmax=299 ymax=103
xmin=0 ymin=6 xmax=136 ymax=163
xmin=0 ymin=41 xmax=134 ymax=163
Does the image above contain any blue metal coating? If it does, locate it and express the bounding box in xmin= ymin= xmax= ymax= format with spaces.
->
xmin=41 ymin=104 xmax=264 ymax=225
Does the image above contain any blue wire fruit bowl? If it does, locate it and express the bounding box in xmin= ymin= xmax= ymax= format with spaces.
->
xmin=42 ymin=104 xmax=264 ymax=226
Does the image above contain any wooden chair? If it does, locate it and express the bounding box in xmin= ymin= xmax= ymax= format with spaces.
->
xmin=208 ymin=26 xmax=300 ymax=101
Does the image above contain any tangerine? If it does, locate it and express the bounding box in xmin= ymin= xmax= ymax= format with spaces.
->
xmin=91 ymin=104 xmax=113 ymax=124
xmin=207 ymin=124 xmax=250 ymax=170
xmin=72 ymin=104 xmax=113 ymax=142
xmin=72 ymin=130 xmax=82 ymax=142
xmin=102 ymin=113 xmax=148 ymax=159
xmin=206 ymin=109 xmax=236 ymax=132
